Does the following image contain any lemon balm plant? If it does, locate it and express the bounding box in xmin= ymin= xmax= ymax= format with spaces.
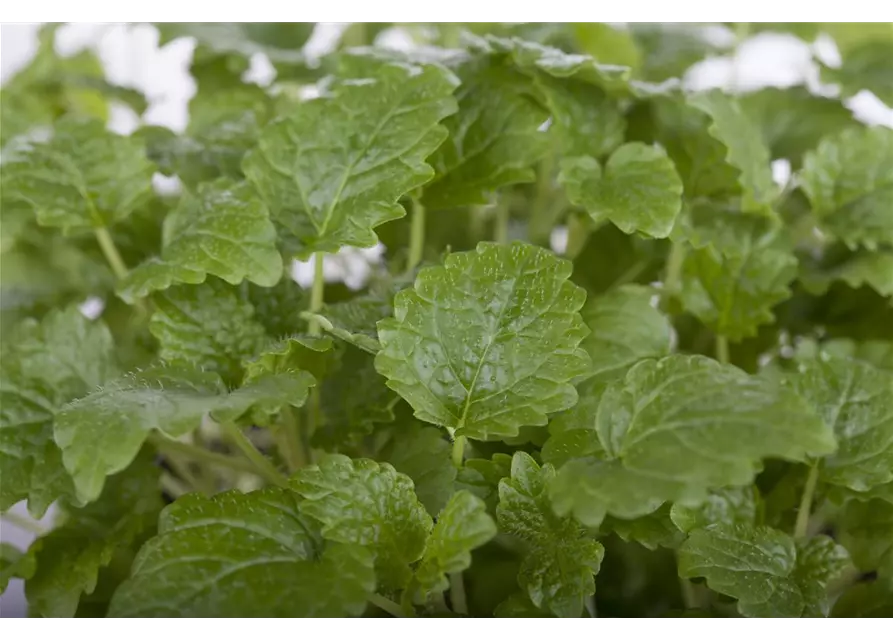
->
xmin=1 ymin=22 xmax=892 ymax=618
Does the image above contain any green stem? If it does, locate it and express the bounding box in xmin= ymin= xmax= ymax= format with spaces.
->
xmin=94 ymin=226 xmax=129 ymax=280
xmin=663 ymin=241 xmax=686 ymax=298
xmin=795 ymin=463 xmax=820 ymax=539
xmin=307 ymin=252 xmax=325 ymax=336
xmin=369 ymin=593 xmax=404 ymax=618
xmin=407 ymin=197 xmax=426 ymax=273
xmin=1 ymin=511 xmax=46 ymax=536
xmin=278 ymin=406 xmax=306 ymax=472
xmin=528 ymin=153 xmax=556 ymax=245
xmin=494 ymin=198 xmax=510 ymax=244
xmin=303 ymin=391 xmax=319 ymax=466
xmin=609 ymin=259 xmax=648 ymax=290
xmin=166 ymin=453 xmax=214 ymax=495
xmin=715 ymin=335 xmax=730 ymax=365
xmin=149 ymin=434 xmax=259 ymax=475
xmin=564 ymin=214 xmax=589 ymax=259
xmin=160 ymin=473 xmax=189 ymax=499
xmin=452 ymin=435 xmax=467 ymax=468
xmin=450 ymin=572 xmax=468 ymax=615
xmin=221 ymin=423 xmax=289 ymax=488
xmin=679 ymin=576 xmax=698 ymax=610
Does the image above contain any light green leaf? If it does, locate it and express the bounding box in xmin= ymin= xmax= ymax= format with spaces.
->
xmin=670 ymin=486 xmax=759 ymax=534
xmin=421 ymin=58 xmax=549 ymax=210
xmin=375 ymin=242 xmax=591 ymax=441
xmin=150 ymin=279 xmax=267 ymax=385
xmin=688 ymin=91 xmax=778 ymax=213
xmin=1 ymin=543 xmax=35 ymax=594
xmin=0 ymin=306 xmax=116 ymax=516
xmin=560 ymin=142 xmax=683 ymax=238
xmin=573 ymin=23 xmax=642 ymax=70
xmin=24 ymin=450 xmax=162 ymax=617
xmin=800 ymin=248 xmax=893 ymax=299
xmin=243 ymin=335 xmax=337 ymax=384
xmin=497 ymin=452 xmax=603 ymax=618
xmin=800 ymin=126 xmax=893 ymax=250
xmin=549 ymin=355 xmax=835 ymax=526
xmin=108 ymin=487 xmax=375 ymax=617
xmin=301 ymin=286 xmax=403 ymax=354
xmin=790 ymin=356 xmax=893 ymax=493
xmin=243 ymin=62 xmax=458 ymax=259
xmin=211 ymin=370 xmax=316 ymax=425
xmin=413 ymin=491 xmax=496 ymax=597
xmin=291 ymin=455 xmax=433 ymax=589
xmin=678 ymin=524 xmax=849 ymax=617
xmin=158 ymin=23 xmax=315 ymax=69
xmin=1 ymin=117 xmax=154 ymax=234
xmin=118 ymin=179 xmax=283 ymax=302
xmin=579 ymin=284 xmax=673 ymax=381
xmin=382 ymin=422 xmax=456 ymax=516
xmin=536 ymin=74 xmax=625 ymax=159
xmin=679 ymin=216 xmax=797 ymax=340
xmin=455 ymin=453 xmax=513 ymax=513
xmin=836 ymin=498 xmax=893 ymax=573
xmin=823 ymin=38 xmax=893 ymax=106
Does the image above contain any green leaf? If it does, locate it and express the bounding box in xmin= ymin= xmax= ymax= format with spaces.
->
xmin=1 ymin=117 xmax=154 ymax=234
xmin=836 ymin=498 xmax=893 ymax=572
xmin=494 ymin=591 xmax=555 ymax=617
xmin=242 ymin=278 xmax=307 ymax=338
xmin=301 ymin=285 xmax=404 ymax=354
xmin=108 ymin=487 xmax=376 ymax=617
xmin=243 ymin=335 xmax=337 ymax=384
xmin=497 ymin=452 xmax=604 ymax=617
xmin=800 ymin=126 xmax=893 ymax=250
xmin=421 ymin=57 xmax=549 ymax=210
xmin=678 ymin=524 xmax=849 ymax=617
xmin=572 ymin=23 xmax=642 ymax=70
xmin=823 ymin=37 xmax=893 ymax=105
xmin=455 ymin=453 xmax=513 ymax=513
xmin=382 ymin=422 xmax=456 ymax=516
xmin=740 ymin=87 xmax=856 ymax=168
xmin=629 ymin=24 xmax=729 ymax=82
xmin=291 ymin=454 xmax=433 ymax=589
xmin=54 ymin=364 xmax=315 ymax=504
xmin=789 ymin=356 xmax=893 ymax=493
xmin=150 ymin=279 xmax=267 ymax=385
xmin=833 ymin=580 xmax=893 ymax=617
xmin=603 ymin=504 xmax=684 ymax=551
xmin=800 ymin=248 xmax=893 ymax=299
xmin=679 ymin=215 xmax=797 ymax=340
xmin=413 ymin=491 xmax=497 ymax=597
xmin=670 ymin=486 xmax=759 ymax=534
xmin=688 ymin=91 xmax=778 ymax=213
xmin=548 ymin=355 xmax=835 ymax=527
xmin=1 ymin=306 xmax=117 ymax=516
xmin=1 ymin=543 xmax=36 ymax=594
xmin=560 ymin=142 xmax=683 ymax=238
xmin=118 ymin=179 xmax=283 ymax=302
xmin=579 ymin=284 xmax=673 ymax=381
xmin=315 ymin=346 xmax=397 ymax=451
xmin=243 ymin=62 xmax=458 ymax=259
xmin=375 ymin=242 xmax=591 ymax=441
xmin=570 ymin=222 xmax=667 ymax=296
xmin=24 ymin=450 xmax=162 ymax=617
xmin=536 ymin=74 xmax=625 ymax=159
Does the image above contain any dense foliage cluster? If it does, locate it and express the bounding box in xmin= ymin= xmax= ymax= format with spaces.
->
xmin=1 ymin=22 xmax=892 ymax=618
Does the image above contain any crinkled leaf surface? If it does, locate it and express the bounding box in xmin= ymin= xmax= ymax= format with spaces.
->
xmin=579 ymin=284 xmax=673 ymax=381
xmin=1 ymin=117 xmax=154 ymax=233
xmin=301 ymin=287 xmax=402 ymax=354
xmin=455 ymin=452 xmax=513 ymax=513
xmin=108 ymin=487 xmax=375 ymax=617
xmin=678 ymin=525 xmax=850 ymax=617
xmin=548 ymin=355 xmax=835 ymax=526
xmin=0 ymin=306 xmax=116 ymax=516
xmin=413 ymin=491 xmax=496 ymax=597
xmin=602 ymin=504 xmax=684 ymax=551
xmin=150 ymin=279 xmax=267 ymax=385
xmin=382 ymin=422 xmax=456 ymax=516
xmin=375 ymin=242 xmax=591 ymax=441
xmin=688 ymin=91 xmax=778 ymax=213
xmin=24 ymin=451 xmax=162 ymax=618
xmin=118 ymin=179 xmax=282 ymax=302
xmin=243 ymin=62 xmax=458 ymax=259
xmin=790 ymin=356 xmax=893 ymax=493
xmin=679 ymin=214 xmax=798 ymax=340
xmin=497 ymin=453 xmax=604 ymax=618
xmin=242 ymin=278 xmax=307 ymax=338
xmin=800 ymin=127 xmax=893 ymax=250
xmin=560 ymin=142 xmax=683 ymax=238
xmin=291 ymin=455 xmax=433 ymax=590
xmin=421 ymin=57 xmax=549 ymax=210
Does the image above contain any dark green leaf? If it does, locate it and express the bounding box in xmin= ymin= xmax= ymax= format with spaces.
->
xmin=382 ymin=422 xmax=456 ymax=516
